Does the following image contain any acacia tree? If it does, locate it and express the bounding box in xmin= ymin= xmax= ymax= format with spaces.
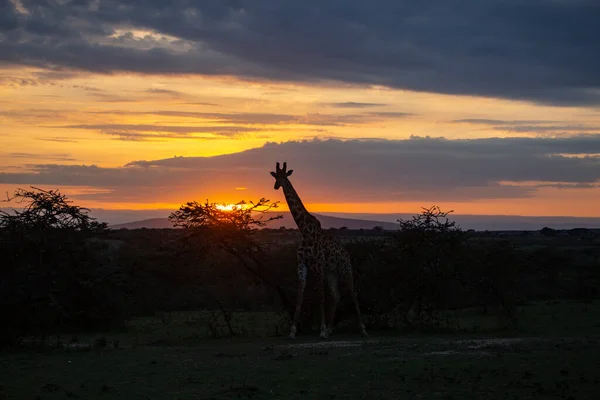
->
xmin=393 ymin=206 xmax=468 ymax=328
xmin=357 ymin=205 xmax=469 ymax=330
xmin=0 ymin=187 xmax=119 ymax=348
xmin=1 ymin=186 xmax=107 ymax=232
xmin=168 ymin=198 xmax=295 ymax=316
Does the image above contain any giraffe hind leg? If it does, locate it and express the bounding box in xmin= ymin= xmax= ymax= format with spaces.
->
xmin=319 ymin=276 xmax=328 ymax=339
xmin=345 ymin=271 xmax=368 ymax=338
xmin=313 ymin=267 xmax=329 ymax=339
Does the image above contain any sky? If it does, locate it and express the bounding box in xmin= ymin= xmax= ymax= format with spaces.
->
xmin=1 ymin=0 xmax=600 ymax=217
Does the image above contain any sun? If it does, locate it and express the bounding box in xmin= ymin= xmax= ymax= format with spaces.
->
xmin=215 ymin=204 xmax=236 ymax=211
xmin=215 ymin=203 xmax=250 ymax=212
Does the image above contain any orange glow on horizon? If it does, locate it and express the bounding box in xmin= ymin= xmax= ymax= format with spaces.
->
xmin=2 ymin=68 xmax=600 ymax=217
xmin=1 ymin=183 xmax=600 ymax=217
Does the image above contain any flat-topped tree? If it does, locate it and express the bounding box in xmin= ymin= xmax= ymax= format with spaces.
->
xmin=270 ymin=161 xmax=368 ymax=339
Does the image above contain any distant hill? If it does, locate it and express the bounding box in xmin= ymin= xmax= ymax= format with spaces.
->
xmin=5 ymin=207 xmax=600 ymax=231
xmin=110 ymin=218 xmax=176 ymax=229
xmin=326 ymin=213 xmax=600 ymax=231
xmin=109 ymin=212 xmax=400 ymax=230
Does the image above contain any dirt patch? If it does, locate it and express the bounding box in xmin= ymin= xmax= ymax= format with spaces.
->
xmin=453 ymin=337 xmax=526 ymax=349
xmin=424 ymin=350 xmax=491 ymax=357
xmin=280 ymin=339 xmax=366 ymax=350
xmin=278 ymin=336 xmax=531 ymax=358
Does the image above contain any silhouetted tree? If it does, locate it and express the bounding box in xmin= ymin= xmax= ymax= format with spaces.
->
xmin=0 ymin=187 xmax=107 ymax=232
xmin=168 ymin=198 xmax=295 ymax=316
xmin=540 ymin=227 xmax=558 ymax=237
xmin=357 ymin=206 xmax=469 ymax=330
xmin=0 ymin=187 xmax=122 ymax=348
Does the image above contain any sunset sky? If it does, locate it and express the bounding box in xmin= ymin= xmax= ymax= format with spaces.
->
xmin=1 ymin=0 xmax=600 ymax=217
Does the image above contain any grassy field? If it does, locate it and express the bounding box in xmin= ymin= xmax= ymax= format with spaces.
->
xmin=2 ymin=301 xmax=600 ymax=399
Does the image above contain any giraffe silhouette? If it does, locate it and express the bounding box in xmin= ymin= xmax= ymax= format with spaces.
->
xmin=270 ymin=161 xmax=368 ymax=339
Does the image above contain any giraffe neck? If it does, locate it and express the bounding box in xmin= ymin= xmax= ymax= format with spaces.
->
xmin=281 ymin=178 xmax=321 ymax=236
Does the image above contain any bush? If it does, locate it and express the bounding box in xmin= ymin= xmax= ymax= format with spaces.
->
xmin=354 ymin=206 xmax=525 ymax=332
xmin=0 ymin=187 xmax=125 ymax=348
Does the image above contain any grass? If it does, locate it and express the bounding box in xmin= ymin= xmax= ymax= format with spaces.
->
xmin=2 ymin=301 xmax=600 ymax=399
xmin=122 ymin=310 xmax=290 ymax=346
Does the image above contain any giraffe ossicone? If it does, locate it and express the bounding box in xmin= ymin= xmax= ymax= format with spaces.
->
xmin=270 ymin=161 xmax=368 ymax=340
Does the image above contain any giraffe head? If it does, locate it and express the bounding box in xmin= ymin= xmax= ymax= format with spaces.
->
xmin=270 ymin=161 xmax=294 ymax=190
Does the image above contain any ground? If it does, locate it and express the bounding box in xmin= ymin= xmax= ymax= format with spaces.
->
xmin=2 ymin=301 xmax=600 ymax=399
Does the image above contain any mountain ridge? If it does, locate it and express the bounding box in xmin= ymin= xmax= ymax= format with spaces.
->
xmin=109 ymin=212 xmax=400 ymax=230
xmin=108 ymin=211 xmax=600 ymax=231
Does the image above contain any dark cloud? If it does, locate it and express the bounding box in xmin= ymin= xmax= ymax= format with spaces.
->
xmin=534 ymin=182 xmax=596 ymax=190
xmin=0 ymin=68 xmax=85 ymax=87
xmin=497 ymin=126 xmax=599 ymax=134
xmin=1 ymin=1 xmax=598 ymax=106
xmin=1 ymin=137 xmax=599 ymax=204
xmin=329 ymin=102 xmax=387 ymax=108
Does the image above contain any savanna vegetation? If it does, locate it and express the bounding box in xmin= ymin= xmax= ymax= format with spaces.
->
xmin=1 ymin=187 xmax=600 ymax=399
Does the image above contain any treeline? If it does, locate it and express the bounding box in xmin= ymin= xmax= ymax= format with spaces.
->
xmin=1 ymin=189 xmax=599 ymax=348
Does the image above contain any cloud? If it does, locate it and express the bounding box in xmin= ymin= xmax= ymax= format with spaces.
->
xmin=179 ymin=102 xmax=220 ymax=107
xmin=452 ymin=118 xmax=599 ymax=135
xmin=329 ymin=102 xmax=388 ymax=108
xmin=88 ymin=92 xmax=137 ymax=103
xmin=91 ymin=110 xmax=416 ymax=126
xmin=0 ymin=68 xmax=87 ymax=88
xmin=452 ymin=119 xmax=558 ymax=125
xmin=1 ymin=137 xmax=599 ymax=204
xmin=496 ymin=126 xmax=599 ymax=133
xmin=2 ymin=152 xmax=76 ymax=162
xmin=368 ymin=111 xmax=415 ymax=118
xmin=59 ymin=123 xmax=261 ymax=140
xmin=36 ymin=136 xmax=80 ymax=143
xmin=1 ymin=0 xmax=598 ymax=106
xmin=0 ymin=108 xmax=69 ymax=120
xmin=144 ymin=88 xmax=185 ymax=97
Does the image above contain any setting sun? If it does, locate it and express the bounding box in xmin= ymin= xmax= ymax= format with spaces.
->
xmin=215 ymin=203 xmax=247 ymax=212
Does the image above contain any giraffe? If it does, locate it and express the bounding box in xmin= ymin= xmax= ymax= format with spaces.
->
xmin=270 ymin=161 xmax=368 ymax=339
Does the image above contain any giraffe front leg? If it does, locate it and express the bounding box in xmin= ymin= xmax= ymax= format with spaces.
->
xmin=326 ymin=273 xmax=341 ymax=337
xmin=344 ymin=268 xmax=369 ymax=338
xmin=289 ymin=260 xmax=308 ymax=340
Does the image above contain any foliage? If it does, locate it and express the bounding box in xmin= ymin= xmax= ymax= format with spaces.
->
xmin=2 ymin=188 xmax=599 ymax=347
xmin=168 ymin=198 xmax=296 ymax=318
xmin=356 ymin=206 xmax=465 ymax=330
xmin=540 ymin=226 xmax=558 ymax=237
xmin=169 ymin=198 xmax=281 ymax=257
xmin=354 ymin=206 xmax=528 ymax=332
xmin=0 ymin=187 xmax=107 ymax=232
xmin=0 ymin=187 xmax=123 ymax=348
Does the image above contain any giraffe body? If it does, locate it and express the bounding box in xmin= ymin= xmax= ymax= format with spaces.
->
xmin=270 ymin=162 xmax=368 ymax=339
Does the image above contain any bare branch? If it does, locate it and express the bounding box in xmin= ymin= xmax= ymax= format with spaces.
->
xmin=0 ymin=186 xmax=107 ymax=232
